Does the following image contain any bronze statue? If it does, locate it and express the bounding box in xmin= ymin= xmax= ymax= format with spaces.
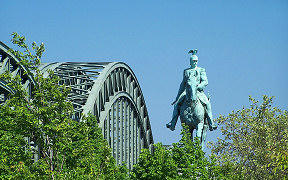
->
xmin=166 ymin=50 xmax=217 ymax=149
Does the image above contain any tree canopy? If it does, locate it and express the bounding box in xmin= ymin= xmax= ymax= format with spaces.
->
xmin=211 ymin=95 xmax=288 ymax=179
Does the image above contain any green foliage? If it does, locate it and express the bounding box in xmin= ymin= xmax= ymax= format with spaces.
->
xmin=0 ymin=32 xmax=128 ymax=179
xmin=131 ymin=143 xmax=178 ymax=179
xmin=131 ymin=124 xmax=220 ymax=180
xmin=63 ymin=114 xmax=128 ymax=179
xmin=211 ymin=95 xmax=288 ymax=179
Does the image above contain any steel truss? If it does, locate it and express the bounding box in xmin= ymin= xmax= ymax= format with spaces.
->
xmin=0 ymin=41 xmax=154 ymax=169
xmin=0 ymin=41 xmax=36 ymax=103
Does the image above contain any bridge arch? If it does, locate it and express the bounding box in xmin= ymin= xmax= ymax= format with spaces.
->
xmin=84 ymin=62 xmax=154 ymax=169
xmin=38 ymin=62 xmax=154 ymax=169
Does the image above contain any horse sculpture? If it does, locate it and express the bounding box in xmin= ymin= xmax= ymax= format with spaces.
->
xmin=178 ymin=75 xmax=209 ymax=149
xmin=167 ymin=49 xmax=216 ymax=149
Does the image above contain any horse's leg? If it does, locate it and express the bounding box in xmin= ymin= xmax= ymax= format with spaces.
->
xmin=200 ymin=110 xmax=209 ymax=150
xmin=201 ymin=124 xmax=209 ymax=149
xmin=196 ymin=121 xmax=204 ymax=150
xmin=189 ymin=128 xmax=194 ymax=141
xmin=195 ymin=122 xmax=204 ymax=139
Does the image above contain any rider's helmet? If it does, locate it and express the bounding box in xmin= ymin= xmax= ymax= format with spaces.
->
xmin=189 ymin=49 xmax=198 ymax=65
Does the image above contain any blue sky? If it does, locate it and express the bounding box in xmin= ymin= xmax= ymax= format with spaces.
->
xmin=1 ymin=0 xmax=287 ymax=153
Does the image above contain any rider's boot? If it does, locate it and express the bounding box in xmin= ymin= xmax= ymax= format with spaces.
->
xmin=166 ymin=121 xmax=176 ymax=131
xmin=206 ymin=103 xmax=217 ymax=131
xmin=166 ymin=104 xmax=179 ymax=131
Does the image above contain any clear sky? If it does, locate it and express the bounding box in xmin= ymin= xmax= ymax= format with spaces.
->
xmin=1 ymin=0 xmax=288 ymax=153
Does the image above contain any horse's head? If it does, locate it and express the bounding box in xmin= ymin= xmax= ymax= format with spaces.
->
xmin=186 ymin=76 xmax=197 ymax=102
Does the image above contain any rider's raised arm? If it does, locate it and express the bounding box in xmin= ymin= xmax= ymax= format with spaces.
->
xmin=175 ymin=70 xmax=187 ymax=100
xmin=197 ymin=68 xmax=208 ymax=91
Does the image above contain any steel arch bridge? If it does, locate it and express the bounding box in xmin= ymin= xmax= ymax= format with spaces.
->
xmin=0 ymin=41 xmax=154 ymax=169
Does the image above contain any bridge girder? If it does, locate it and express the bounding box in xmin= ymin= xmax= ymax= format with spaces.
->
xmin=0 ymin=41 xmax=36 ymax=103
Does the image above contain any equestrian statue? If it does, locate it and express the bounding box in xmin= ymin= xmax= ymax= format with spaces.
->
xmin=166 ymin=49 xmax=217 ymax=149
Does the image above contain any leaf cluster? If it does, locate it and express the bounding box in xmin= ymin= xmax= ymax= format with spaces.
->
xmin=211 ymin=95 xmax=288 ymax=179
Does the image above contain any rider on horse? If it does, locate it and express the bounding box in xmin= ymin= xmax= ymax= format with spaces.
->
xmin=166 ymin=50 xmax=217 ymax=131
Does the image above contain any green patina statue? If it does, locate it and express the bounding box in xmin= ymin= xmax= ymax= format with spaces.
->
xmin=166 ymin=49 xmax=217 ymax=149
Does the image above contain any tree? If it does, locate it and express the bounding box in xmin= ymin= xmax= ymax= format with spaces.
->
xmin=211 ymin=95 xmax=288 ymax=179
xmin=0 ymin=32 xmax=128 ymax=179
xmin=131 ymin=125 xmax=221 ymax=180
xmin=130 ymin=143 xmax=178 ymax=180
